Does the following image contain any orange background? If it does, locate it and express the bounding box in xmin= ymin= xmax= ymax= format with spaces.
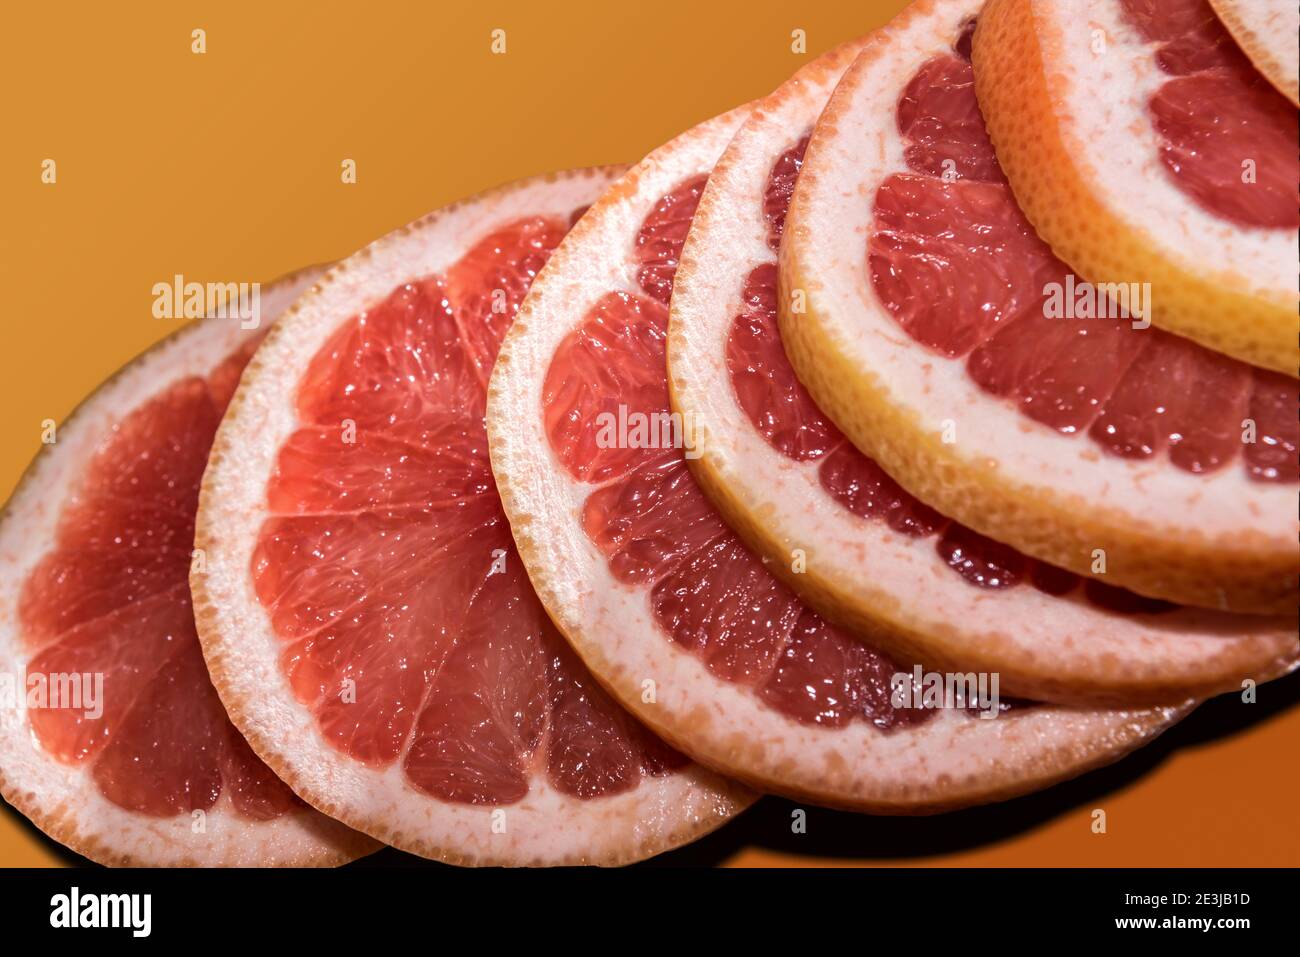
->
xmin=0 ymin=0 xmax=1295 ymax=868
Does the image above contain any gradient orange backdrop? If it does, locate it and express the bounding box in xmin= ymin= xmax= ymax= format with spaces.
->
xmin=1 ymin=0 xmax=1295 ymax=868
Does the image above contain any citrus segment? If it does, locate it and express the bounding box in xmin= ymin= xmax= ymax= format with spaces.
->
xmin=258 ymin=219 xmax=697 ymax=793
xmin=971 ymin=0 xmax=1298 ymax=374
xmin=195 ymin=170 xmax=750 ymax=866
xmin=1119 ymin=0 xmax=1297 ymax=228
xmin=868 ymin=41 xmax=1295 ymax=481
xmin=0 ymin=269 xmax=377 ymax=865
xmin=635 ymin=176 xmax=710 ymax=305
xmin=24 ymin=331 xmax=298 ymax=816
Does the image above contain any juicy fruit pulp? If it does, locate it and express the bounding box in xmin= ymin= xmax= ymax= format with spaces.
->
xmin=868 ymin=24 xmax=1298 ymax=482
xmin=253 ymin=216 xmax=685 ymax=804
xmin=1121 ymin=0 xmax=1298 ymax=229
xmin=730 ymin=134 xmax=1176 ymax=613
xmin=18 ymin=337 xmax=302 ymax=820
xmin=545 ymin=176 xmax=968 ymax=731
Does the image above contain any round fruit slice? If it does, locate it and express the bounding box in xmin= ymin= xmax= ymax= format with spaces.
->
xmin=1209 ymin=0 xmax=1300 ymax=106
xmin=194 ymin=170 xmax=751 ymax=867
xmin=488 ymin=105 xmax=1188 ymax=812
xmin=782 ymin=0 xmax=1299 ymax=615
xmin=668 ymin=22 xmax=1298 ymax=703
xmin=970 ymin=0 xmax=1298 ymax=373
xmin=0 ymin=268 xmax=377 ymax=867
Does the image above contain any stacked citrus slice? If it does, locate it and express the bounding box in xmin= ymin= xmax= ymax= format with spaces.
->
xmin=488 ymin=96 xmax=1190 ymax=811
xmin=0 ymin=271 xmax=377 ymax=866
xmin=971 ymin=0 xmax=1297 ymax=373
xmin=782 ymin=0 xmax=1299 ymax=616
xmin=5 ymin=0 xmax=1295 ymax=869
xmin=667 ymin=6 xmax=1297 ymax=704
xmin=193 ymin=170 xmax=750 ymax=866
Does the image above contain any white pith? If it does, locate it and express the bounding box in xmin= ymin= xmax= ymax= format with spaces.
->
xmin=789 ymin=0 xmax=1295 ymax=558
xmin=195 ymin=171 xmax=751 ymax=867
xmin=1043 ymin=0 xmax=1296 ymax=300
xmin=0 ymin=269 xmax=375 ymax=866
xmin=488 ymin=101 xmax=1187 ymax=811
xmin=667 ymin=17 xmax=1297 ymax=702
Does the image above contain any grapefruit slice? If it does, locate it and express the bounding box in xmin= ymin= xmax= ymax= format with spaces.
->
xmin=193 ymin=170 xmax=751 ymax=866
xmin=970 ymin=0 xmax=1298 ymax=373
xmin=1209 ymin=0 xmax=1300 ymax=106
xmin=488 ymin=104 xmax=1189 ymax=811
xmin=782 ymin=0 xmax=1299 ymax=615
xmin=668 ymin=22 xmax=1298 ymax=703
xmin=0 ymin=269 xmax=377 ymax=866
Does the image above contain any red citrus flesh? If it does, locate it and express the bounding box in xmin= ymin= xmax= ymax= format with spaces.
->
xmin=540 ymin=175 xmax=1043 ymax=731
xmin=727 ymin=131 xmax=1176 ymax=613
xmin=1120 ymin=0 xmax=1298 ymax=229
xmin=867 ymin=31 xmax=1297 ymax=483
xmin=252 ymin=216 xmax=687 ymax=804
xmin=17 ymin=337 xmax=302 ymax=820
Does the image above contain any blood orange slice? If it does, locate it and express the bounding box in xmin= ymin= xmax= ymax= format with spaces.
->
xmin=782 ymin=0 xmax=1299 ymax=615
xmin=193 ymin=171 xmax=750 ymax=866
xmin=488 ymin=106 xmax=1188 ymax=811
xmin=668 ymin=23 xmax=1298 ymax=703
xmin=0 ymin=269 xmax=377 ymax=866
xmin=971 ymin=0 xmax=1298 ymax=373
xmin=1209 ymin=0 xmax=1300 ymax=106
